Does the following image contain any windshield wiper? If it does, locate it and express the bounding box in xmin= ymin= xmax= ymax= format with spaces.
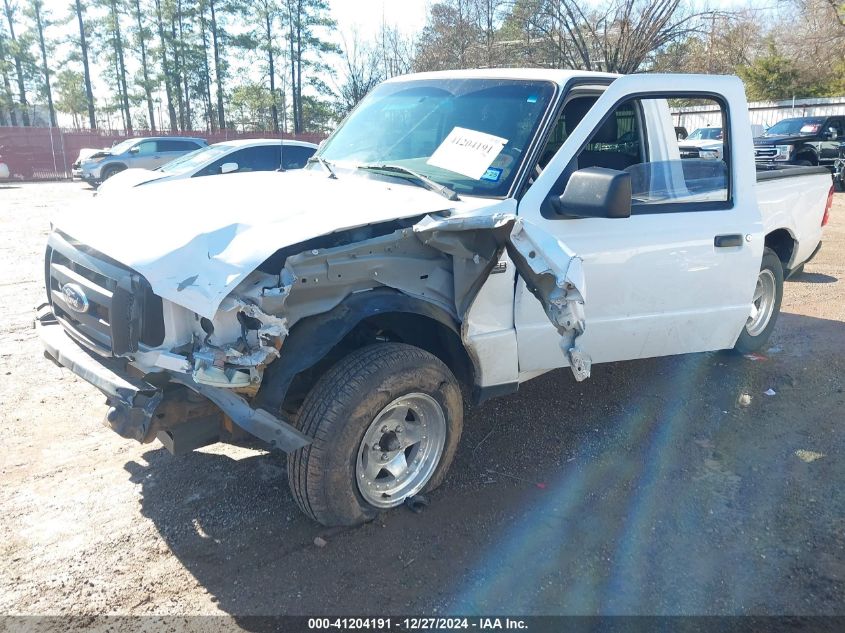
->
xmin=307 ymin=156 xmax=337 ymax=179
xmin=357 ymin=163 xmax=459 ymax=201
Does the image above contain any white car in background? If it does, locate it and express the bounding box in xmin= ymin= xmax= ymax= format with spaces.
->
xmin=96 ymin=139 xmax=318 ymax=196
xmin=678 ymin=126 xmax=724 ymax=160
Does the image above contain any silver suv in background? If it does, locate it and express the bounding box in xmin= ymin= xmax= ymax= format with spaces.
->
xmin=80 ymin=136 xmax=207 ymax=186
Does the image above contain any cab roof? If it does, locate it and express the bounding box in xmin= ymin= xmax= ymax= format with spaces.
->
xmin=382 ymin=68 xmax=619 ymax=88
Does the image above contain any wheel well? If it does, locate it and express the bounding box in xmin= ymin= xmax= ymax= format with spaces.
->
xmin=102 ymin=163 xmax=126 ymax=174
xmin=794 ymin=149 xmax=818 ymax=165
xmin=281 ymin=312 xmax=473 ymax=414
xmin=765 ymin=229 xmax=796 ymax=269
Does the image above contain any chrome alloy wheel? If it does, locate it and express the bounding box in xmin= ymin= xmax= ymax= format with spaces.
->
xmin=356 ymin=393 xmax=446 ymax=508
xmin=746 ymin=268 xmax=777 ymax=337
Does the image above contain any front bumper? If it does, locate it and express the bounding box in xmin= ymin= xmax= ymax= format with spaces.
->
xmin=36 ymin=305 xmax=162 ymax=441
xmin=36 ymin=305 xmax=310 ymax=452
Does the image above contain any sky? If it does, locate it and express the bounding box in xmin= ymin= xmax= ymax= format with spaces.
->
xmin=329 ymin=0 xmax=430 ymax=38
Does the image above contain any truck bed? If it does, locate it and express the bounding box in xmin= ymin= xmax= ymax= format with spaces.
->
xmin=755 ymin=164 xmax=831 ymax=182
xmin=755 ymin=164 xmax=831 ymax=269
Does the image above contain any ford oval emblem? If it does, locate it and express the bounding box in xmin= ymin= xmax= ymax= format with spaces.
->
xmin=61 ymin=283 xmax=89 ymax=313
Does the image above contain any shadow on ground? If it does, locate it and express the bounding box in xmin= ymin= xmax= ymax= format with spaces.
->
xmin=788 ymin=272 xmax=838 ymax=284
xmin=127 ymin=313 xmax=845 ymax=618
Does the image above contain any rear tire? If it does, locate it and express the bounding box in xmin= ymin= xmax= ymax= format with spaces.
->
xmin=288 ymin=343 xmax=463 ymax=526
xmin=734 ymin=247 xmax=783 ymax=353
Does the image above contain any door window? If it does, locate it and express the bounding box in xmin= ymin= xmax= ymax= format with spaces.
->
xmin=282 ymin=145 xmax=317 ymax=169
xmin=134 ymin=140 xmax=158 ymax=155
xmin=539 ymin=95 xmax=730 ymax=214
xmin=158 ymin=140 xmax=201 ymax=152
xmin=195 ymin=146 xmax=284 ymax=176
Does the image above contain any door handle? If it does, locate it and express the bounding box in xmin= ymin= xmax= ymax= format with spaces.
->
xmin=714 ymin=234 xmax=743 ymax=248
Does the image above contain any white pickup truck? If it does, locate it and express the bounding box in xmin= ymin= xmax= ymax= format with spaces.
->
xmin=37 ymin=70 xmax=834 ymax=526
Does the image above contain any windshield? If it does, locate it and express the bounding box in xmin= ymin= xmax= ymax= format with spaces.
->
xmin=318 ymin=78 xmax=557 ymax=197
xmin=764 ymin=118 xmax=825 ymax=137
xmin=158 ymin=143 xmax=235 ymax=173
xmin=107 ymin=138 xmax=139 ymax=155
xmin=687 ymin=127 xmax=722 ymax=140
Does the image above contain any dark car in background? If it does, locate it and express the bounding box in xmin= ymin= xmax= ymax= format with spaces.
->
xmin=834 ymin=142 xmax=845 ymax=191
xmin=754 ymin=115 xmax=844 ymax=167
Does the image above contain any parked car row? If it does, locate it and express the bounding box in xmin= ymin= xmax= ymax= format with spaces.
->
xmin=96 ymin=139 xmax=317 ymax=196
xmin=676 ymin=116 xmax=843 ymax=191
xmin=77 ymin=136 xmax=208 ymax=186
xmin=73 ymin=136 xmax=318 ymax=192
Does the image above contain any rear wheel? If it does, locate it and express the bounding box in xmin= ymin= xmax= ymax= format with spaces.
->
xmin=288 ymin=343 xmax=463 ymax=526
xmin=734 ymin=247 xmax=783 ymax=353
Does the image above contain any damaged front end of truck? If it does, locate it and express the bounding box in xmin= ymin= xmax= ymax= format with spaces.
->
xmin=38 ymin=209 xmax=588 ymax=455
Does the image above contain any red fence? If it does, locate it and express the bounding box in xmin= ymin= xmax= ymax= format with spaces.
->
xmin=0 ymin=127 xmax=326 ymax=180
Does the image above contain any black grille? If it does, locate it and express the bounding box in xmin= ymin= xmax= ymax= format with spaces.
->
xmin=679 ymin=146 xmax=701 ymax=159
xmin=45 ymin=231 xmax=165 ymax=356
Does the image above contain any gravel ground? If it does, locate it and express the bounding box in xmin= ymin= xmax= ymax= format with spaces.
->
xmin=0 ymin=182 xmax=843 ymax=619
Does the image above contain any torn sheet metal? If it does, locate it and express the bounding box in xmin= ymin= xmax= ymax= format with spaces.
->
xmin=507 ymin=218 xmax=590 ymax=381
xmin=276 ymin=228 xmax=457 ymax=325
xmin=413 ymin=212 xmax=516 ymax=317
xmin=52 ymin=169 xmax=457 ymax=319
xmin=192 ymin=298 xmax=289 ymax=387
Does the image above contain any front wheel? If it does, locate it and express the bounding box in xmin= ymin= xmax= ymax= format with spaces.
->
xmin=99 ymin=164 xmax=125 ymax=182
xmin=734 ymin=247 xmax=783 ymax=353
xmin=288 ymin=343 xmax=463 ymax=526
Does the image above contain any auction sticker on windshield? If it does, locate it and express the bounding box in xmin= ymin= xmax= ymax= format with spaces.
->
xmin=427 ymin=127 xmax=508 ymax=179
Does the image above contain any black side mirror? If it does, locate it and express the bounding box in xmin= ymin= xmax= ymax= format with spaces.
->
xmin=826 ymin=128 xmax=838 ymax=141
xmin=549 ymin=167 xmax=632 ymax=219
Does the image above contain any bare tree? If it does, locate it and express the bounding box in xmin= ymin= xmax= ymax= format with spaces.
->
xmin=414 ymin=0 xmax=482 ymax=70
xmin=334 ymin=30 xmax=382 ymax=115
xmin=378 ymin=20 xmax=414 ymax=78
xmin=530 ymin=0 xmax=707 ymax=73
xmin=824 ymin=0 xmax=845 ymax=25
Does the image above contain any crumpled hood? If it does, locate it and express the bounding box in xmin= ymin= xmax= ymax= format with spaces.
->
xmin=54 ymin=169 xmax=456 ymax=318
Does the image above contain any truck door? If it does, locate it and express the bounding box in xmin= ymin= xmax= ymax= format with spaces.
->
xmin=821 ymin=117 xmax=844 ymax=162
xmin=515 ymin=74 xmax=764 ymax=373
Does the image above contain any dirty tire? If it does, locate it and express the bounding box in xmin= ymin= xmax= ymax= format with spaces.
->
xmin=734 ymin=247 xmax=783 ymax=353
xmin=100 ymin=165 xmax=125 ymax=181
xmin=288 ymin=343 xmax=463 ymax=527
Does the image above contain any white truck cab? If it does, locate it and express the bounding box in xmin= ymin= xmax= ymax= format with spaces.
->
xmin=38 ymin=70 xmax=833 ymax=526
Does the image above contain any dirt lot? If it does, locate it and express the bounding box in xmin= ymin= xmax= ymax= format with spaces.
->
xmin=0 ymin=182 xmax=843 ymax=618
